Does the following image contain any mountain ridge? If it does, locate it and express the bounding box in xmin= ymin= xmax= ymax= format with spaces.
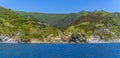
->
xmin=1 ymin=6 xmax=120 ymax=43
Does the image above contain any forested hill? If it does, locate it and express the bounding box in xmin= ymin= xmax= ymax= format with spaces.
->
xmin=16 ymin=10 xmax=120 ymax=41
xmin=65 ymin=11 xmax=120 ymax=41
xmin=1 ymin=5 xmax=120 ymax=43
xmin=0 ymin=6 xmax=59 ymax=42
xmin=16 ymin=10 xmax=120 ymax=28
xmin=16 ymin=11 xmax=68 ymax=26
xmin=16 ymin=11 xmax=89 ymax=28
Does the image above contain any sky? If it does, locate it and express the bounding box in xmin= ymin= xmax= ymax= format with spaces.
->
xmin=0 ymin=0 xmax=120 ymax=13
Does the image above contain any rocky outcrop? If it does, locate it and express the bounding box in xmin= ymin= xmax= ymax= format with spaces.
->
xmin=0 ymin=35 xmax=23 ymax=43
xmin=88 ymin=35 xmax=120 ymax=43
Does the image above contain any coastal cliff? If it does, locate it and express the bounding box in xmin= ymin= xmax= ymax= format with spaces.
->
xmin=0 ymin=6 xmax=120 ymax=43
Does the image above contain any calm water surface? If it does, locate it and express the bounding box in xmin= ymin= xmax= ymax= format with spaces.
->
xmin=0 ymin=43 xmax=120 ymax=58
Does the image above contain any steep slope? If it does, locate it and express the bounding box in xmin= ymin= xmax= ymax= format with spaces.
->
xmin=65 ymin=11 xmax=120 ymax=41
xmin=0 ymin=6 xmax=58 ymax=42
xmin=53 ymin=11 xmax=90 ymax=28
xmin=16 ymin=9 xmax=120 ymax=41
xmin=16 ymin=11 xmax=90 ymax=28
xmin=16 ymin=11 xmax=68 ymax=25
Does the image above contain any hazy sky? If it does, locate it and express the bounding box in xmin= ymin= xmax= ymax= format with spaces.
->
xmin=0 ymin=0 xmax=120 ymax=13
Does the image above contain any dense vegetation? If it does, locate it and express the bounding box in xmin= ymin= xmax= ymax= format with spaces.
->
xmin=1 ymin=6 xmax=120 ymax=42
xmin=0 ymin=6 xmax=59 ymax=42
xmin=17 ymin=10 xmax=120 ymax=41
xmin=65 ymin=11 xmax=120 ymax=41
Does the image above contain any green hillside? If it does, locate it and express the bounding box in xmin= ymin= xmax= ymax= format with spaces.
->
xmin=1 ymin=6 xmax=120 ymax=43
xmin=65 ymin=11 xmax=120 ymax=41
xmin=16 ymin=11 xmax=68 ymax=26
xmin=16 ymin=10 xmax=90 ymax=28
xmin=16 ymin=9 xmax=120 ymax=41
xmin=0 ymin=6 xmax=59 ymax=42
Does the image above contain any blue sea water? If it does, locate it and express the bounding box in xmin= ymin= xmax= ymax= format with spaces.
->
xmin=0 ymin=43 xmax=120 ymax=58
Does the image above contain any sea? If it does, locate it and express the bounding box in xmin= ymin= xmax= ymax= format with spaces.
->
xmin=0 ymin=43 xmax=120 ymax=58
